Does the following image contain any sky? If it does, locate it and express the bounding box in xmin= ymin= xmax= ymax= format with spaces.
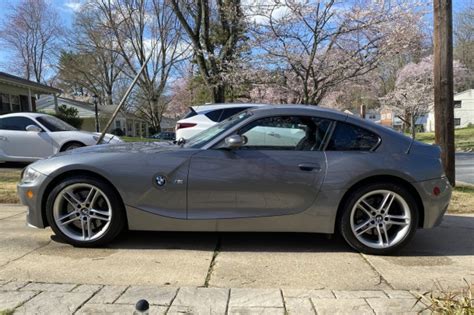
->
xmin=0 ymin=0 xmax=471 ymax=75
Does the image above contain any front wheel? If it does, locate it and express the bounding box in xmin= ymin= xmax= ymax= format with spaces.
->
xmin=46 ymin=176 xmax=125 ymax=247
xmin=339 ymin=183 xmax=419 ymax=255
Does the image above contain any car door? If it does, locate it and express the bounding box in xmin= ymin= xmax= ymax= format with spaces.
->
xmin=186 ymin=115 xmax=332 ymax=219
xmin=0 ymin=116 xmax=54 ymax=159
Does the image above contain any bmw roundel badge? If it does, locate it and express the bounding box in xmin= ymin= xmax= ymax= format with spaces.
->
xmin=155 ymin=175 xmax=166 ymax=186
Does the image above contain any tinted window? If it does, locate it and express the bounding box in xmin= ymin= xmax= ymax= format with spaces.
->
xmin=220 ymin=107 xmax=249 ymax=121
xmin=326 ymin=122 xmax=380 ymax=151
xmin=205 ymin=109 xmax=224 ymax=122
xmin=36 ymin=116 xmax=76 ymax=132
xmin=238 ymin=116 xmax=332 ymax=151
xmin=0 ymin=117 xmax=39 ymax=131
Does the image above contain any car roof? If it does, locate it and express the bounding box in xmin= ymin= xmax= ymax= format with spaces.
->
xmin=191 ymin=103 xmax=265 ymax=113
xmin=0 ymin=112 xmax=49 ymax=119
xmin=247 ymin=104 xmax=349 ymax=120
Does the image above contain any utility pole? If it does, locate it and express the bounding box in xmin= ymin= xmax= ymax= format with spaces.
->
xmin=433 ymin=0 xmax=455 ymax=186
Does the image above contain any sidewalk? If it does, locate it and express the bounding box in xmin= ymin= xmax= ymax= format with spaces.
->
xmin=0 ymin=280 xmax=429 ymax=314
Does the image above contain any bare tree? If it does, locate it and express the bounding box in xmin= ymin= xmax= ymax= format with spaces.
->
xmin=250 ymin=0 xmax=425 ymax=105
xmin=0 ymin=0 xmax=63 ymax=82
xmin=454 ymin=3 xmax=474 ymax=86
xmin=58 ymin=5 xmax=126 ymax=107
xmin=169 ymin=0 xmax=246 ymax=103
xmin=94 ymin=0 xmax=186 ymax=132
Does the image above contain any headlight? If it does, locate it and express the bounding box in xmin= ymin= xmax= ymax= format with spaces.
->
xmin=21 ymin=167 xmax=41 ymax=184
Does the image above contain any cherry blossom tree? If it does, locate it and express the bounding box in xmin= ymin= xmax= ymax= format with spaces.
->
xmin=249 ymin=0 xmax=426 ymax=105
xmin=381 ymin=55 xmax=469 ymax=138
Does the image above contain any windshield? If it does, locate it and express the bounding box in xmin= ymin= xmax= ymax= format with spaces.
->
xmin=36 ymin=115 xmax=77 ymax=132
xmin=184 ymin=111 xmax=252 ymax=148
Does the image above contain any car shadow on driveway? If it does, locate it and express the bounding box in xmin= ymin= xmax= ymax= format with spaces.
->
xmin=63 ymin=214 xmax=473 ymax=256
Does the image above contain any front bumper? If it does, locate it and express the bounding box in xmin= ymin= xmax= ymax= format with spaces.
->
xmin=413 ymin=176 xmax=452 ymax=228
xmin=17 ymin=172 xmax=49 ymax=229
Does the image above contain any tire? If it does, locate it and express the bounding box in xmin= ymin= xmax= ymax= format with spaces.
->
xmin=46 ymin=176 xmax=126 ymax=247
xmin=339 ymin=182 xmax=419 ymax=255
xmin=61 ymin=142 xmax=84 ymax=151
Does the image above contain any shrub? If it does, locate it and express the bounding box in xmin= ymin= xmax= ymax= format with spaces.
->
xmin=54 ymin=105 xmax=83 ymax=129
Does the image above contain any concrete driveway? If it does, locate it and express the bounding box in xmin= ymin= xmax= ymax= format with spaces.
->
xmin=0 ymin=204 xmax=472 ymax=292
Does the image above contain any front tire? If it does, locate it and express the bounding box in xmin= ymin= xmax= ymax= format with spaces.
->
xmin=46 ymin=176 xmax=125 ymax=247
xmin=61 ymin=142 xmax=84 ymax=151
xmin=339 ymin=182 xmax=418 ymax=255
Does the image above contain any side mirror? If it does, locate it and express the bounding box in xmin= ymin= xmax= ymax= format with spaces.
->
xmin=225 ymin=134 xmax=245 ymax=149
xmin=25 ymin=125 xmax=42 ymax=132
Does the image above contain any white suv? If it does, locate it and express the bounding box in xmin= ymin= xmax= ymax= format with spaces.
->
xmin=176 ymin=104 xmax=262 ymax=140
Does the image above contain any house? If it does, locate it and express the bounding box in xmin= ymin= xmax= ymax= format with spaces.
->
xmin=36 ymin=95 xmax=152 ymax=137
xmin=425 ymin=89 xmax=474 ymax=132
xmin=0 ymin=71 xmax=61 ymax=114
xmin=342 ymin=109 xmax=381 ymax=123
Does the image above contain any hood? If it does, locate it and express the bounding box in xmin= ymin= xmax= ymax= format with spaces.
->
xmin=54 ymin=141 xmax=177 ymax=156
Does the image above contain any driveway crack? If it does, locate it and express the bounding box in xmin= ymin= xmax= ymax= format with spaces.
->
xmin=204 ymin=235 xmax=221 ymax=287
xmin=360 ymin=253 xmax=394 ymax=289
xmin=0 ymin=240 xmax=52 ymax=269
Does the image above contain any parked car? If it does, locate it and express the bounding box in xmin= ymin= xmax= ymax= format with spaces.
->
xmin=18 ymin=105 xmax=451 ymax=254
xmin=175 ymin=104 xmax=263 ymax=140
xmin=150 ymin=131 xmax=175 ymax=141
xmin=0 ymin=112 xmax=122 ymax=163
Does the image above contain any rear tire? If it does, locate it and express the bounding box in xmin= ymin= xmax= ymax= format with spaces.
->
xmin=46 ymin=176 xmax=125 ymax=247
xmin=339 ymin=182 xmax=418 ymax=255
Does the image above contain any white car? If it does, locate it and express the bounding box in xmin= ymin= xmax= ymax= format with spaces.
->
xmin=0 ymin=112 xmax=122 ymax=163
xmin=176 ymin=104 xmax=263 ymax=140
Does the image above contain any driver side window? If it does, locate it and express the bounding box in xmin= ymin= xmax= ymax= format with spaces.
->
xmin=238 ymin=116 xmax=331 ymax=151
xmin=0 ymin=117 xmax=39 ymax=131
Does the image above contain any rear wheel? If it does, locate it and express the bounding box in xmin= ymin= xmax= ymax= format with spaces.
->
xmin=46 ymin=176 xmax=125 ymax=247
xmin=339 ymin=183 xmax=418 ymax=255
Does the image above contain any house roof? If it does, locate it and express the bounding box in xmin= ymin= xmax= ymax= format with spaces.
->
xmin=454 ymin=89 xmax=474 ymax=100
xmin=0 ymin=72 xmax=61 ymax=94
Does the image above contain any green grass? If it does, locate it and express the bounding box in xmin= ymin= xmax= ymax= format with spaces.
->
xmin=414 ymin=127 xmax=474 ymax=151
xmin=121 ymin=136 xmax=157 ymax=143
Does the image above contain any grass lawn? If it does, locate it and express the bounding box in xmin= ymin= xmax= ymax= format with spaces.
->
xmin=415 ymin=127 xmax=474 ymax=151
xmin=1 ymin=167 xmax=472 ymax=214
xmin=0 ymin=169 xmax=21 ymax=204
xmin=121 ymin=136 xmax=157 ymax=143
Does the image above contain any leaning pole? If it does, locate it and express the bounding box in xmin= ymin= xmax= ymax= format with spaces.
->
xmin=95 ymin=43 xmax=157 ymax=145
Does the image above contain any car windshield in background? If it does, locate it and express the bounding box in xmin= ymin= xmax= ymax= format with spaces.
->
xmin=36 ymin=116 xmax=77 ymax=132
xmin=184 ymin=111 xmax=252 ymax=148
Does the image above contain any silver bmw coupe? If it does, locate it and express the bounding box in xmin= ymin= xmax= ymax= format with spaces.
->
xmin=18 ymin=105 xmax=451 ymax=254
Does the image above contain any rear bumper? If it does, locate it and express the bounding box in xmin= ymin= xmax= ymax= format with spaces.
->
xmin=413 ymin=176 xmax=452 ymax=228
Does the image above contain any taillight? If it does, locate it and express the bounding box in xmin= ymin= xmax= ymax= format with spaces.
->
xmin=176 ymin=123 xmax=197 ymax=130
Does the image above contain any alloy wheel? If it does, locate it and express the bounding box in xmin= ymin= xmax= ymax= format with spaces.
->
xmin=350 ymin=190 xmax=411 ymax=249
xmin=53 ymin=183 xmax=112 ymax=242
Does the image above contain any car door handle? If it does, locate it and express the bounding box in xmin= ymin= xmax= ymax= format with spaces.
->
xmin=298 ymin=163 xmax=321 ymax=172
xmin=0 ymin=136 xmax=7 ymax=141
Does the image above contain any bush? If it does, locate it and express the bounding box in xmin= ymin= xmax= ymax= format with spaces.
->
xmin=54 ymin=105 xmax=83 ymax=129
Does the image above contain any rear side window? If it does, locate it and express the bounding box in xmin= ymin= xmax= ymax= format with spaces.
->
xmin=205 ymin=109 xmax=224 ymax=122
xmin=0 ymin=117 xmax=38 ymax=131
xmin=220 ymin=107 xmax=250 ymax=121
xmin=326 ymin=122 xmax=380 ymax=151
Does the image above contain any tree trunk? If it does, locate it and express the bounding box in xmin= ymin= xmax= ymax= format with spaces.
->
xmin=433 ymin=0 xmax=455 ymax=186
xmin=213 ymin=84 xmax=226 ymax=103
